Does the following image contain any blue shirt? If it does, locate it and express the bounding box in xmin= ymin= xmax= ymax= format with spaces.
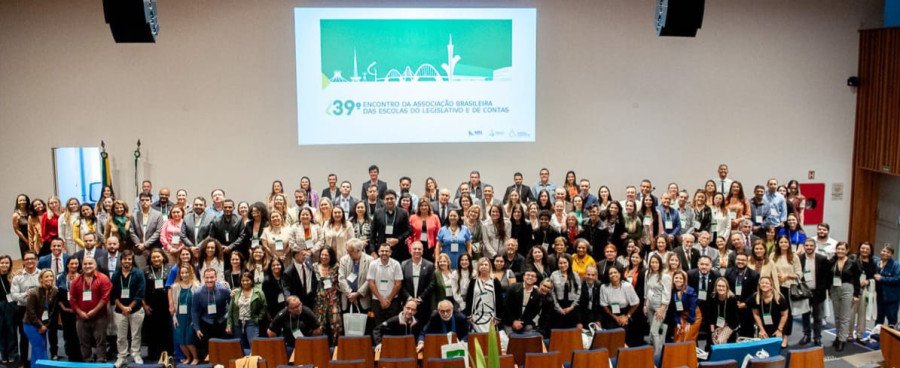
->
xmin=582 ymin=194 xmax=599 ymax=209
xmin=191 ymin=285 xmax=231 ymax=331
xmin=657 ymin=205 xmax=681 ymax=236
xmin=532 ymin=182 xmax=557 ymax=200
xmin=762 ymin=191 xmax=787 ymax=226
xmin=749 ymin=199 xmax=771 ymax=227
xmin=437 ymin=226 xmax=472 ymax=268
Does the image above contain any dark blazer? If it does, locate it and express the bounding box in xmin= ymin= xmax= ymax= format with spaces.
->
xmin=420 ymin=310 xmax=469 ymax=342
xmin=94 ymin=251 xmax=120 ymax=276
xmin=578 ymin=281 xmax=603 ymax=326
xmin=73 ymin=248 xmax=108 ymax=269
xmin=181 ymin=211 xmax=215 ymax=247
xmin=430 ymin=201 xmax=460 ymax=227
xmin=38 ymin=253 xmax=70 ymax=272
xmin=369 ymin=208 xmax=411 ymax=257
xmin=331 ymin=195 xmax=359 ymax=215
xmin=531 ymin=227 xmax=560 ymax=248
xmin=321 ymin=187 xmax=339 ymax=201
xmin=233 ymin=219 xmax=266 ymax=260
xmin=827 ymin=257 xmax=861 ymax=297
xmin=704 ymin=295 xmax=740 ymax=330
xmin=799 ymin=253 xmax=830 ymax=304
xmin=675 ymin=246 xmax=700 ymax=271
xmin=399 ymin=259 xmax=435 ymax=307
xmin=687 ymin=269 xmax=721 ymax=319
xmin=209 ymin=213 xmax=244 ymax=252
xmin=503 ymin=184 xmax=534 ymax=203
xmin=372 ymin=313 xmax=421 ymax=345
xmin=284 ymin=261 xmax=318 ymax=308
xmin=595 ymin=259 xmax=625 ymax=284
xmin=463 ymin=278 xmax=503 ymax=318
xmin=503 ymin=283 xmax=542 ymax=328
xmin=360 ymin=179 xmax=388 ymax=200
xmin=724 ymin=266 xmax=759 ymax=304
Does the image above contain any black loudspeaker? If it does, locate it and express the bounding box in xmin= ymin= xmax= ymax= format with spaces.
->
xmin=103 ymin=0 xmax=159 ymax=43
xmin=656 ymin=0 xmax=705 ymax=37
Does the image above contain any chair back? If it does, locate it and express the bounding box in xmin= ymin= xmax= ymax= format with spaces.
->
xmin=748 ymin=355 xmax=786 ymax=368
xmin=615 ymin=345 xmax=654 ymax=368
xmin=209 ymin=338 xmax=244 ymax=368
xmin=329 ymin=359 xmax=367 ymax=368
xmin=572 ymin=348 xmax=609 ymax=368
xmin=423 ymin=333 xmax=457 ymax=368
xmin=229 ymin=358 xmax=267 ymax=368
xmin=250 ymin=337 xmax=288 ymax=368
xmin=524 ymin=351 xmax=560 ymax=368
xmin=293 ymin=335 xmax=330 ymax=368
xmin=591 ymin=328 xmax=625 ymax=357
xmin=381 ymin=335 xmax=417 ymax=360
xmin=884 ymin=325 xmax=900 ymax=368
xmin=548 ymin=328 xmax=582 ymax=364
xmin=660 ymin=341 xmax=698 ymax=368
xmin=498 ymin=354 xmax=515 ymax=368
xmin=336 ymin=335 xmax=374 ymax=367
xmin=425 ymin=357 xmax=467 ymax=368
xmin=467 ymin=332 xmax=501 ymax=358
xmin=506 ymin=334 xmax=544 ymax=368
xmin=377 ymin=357 xmax=417 ymax=368
xmin=699 ymin=359 xmax=739 ymax=368
xmin=786 ymin=346 xmax=824 ymax=368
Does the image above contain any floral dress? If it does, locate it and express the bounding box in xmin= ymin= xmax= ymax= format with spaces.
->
xmin=314 ymin=265 xmax=343 ymax=346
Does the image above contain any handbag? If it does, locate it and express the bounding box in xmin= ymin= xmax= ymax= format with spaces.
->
xmin=711 ymin=325 xmax=733 ymax=345
xmin=790 ymin=281 xmax=812 ymax=301
xmin=343 ymin=304 xmax=368 ymax=336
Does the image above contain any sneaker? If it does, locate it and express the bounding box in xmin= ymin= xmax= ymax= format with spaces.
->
xmin=859 ymin=337 xmax=871 ymax=344
xmin=134 ymin=357 xmax=144 ymax=365
xmin=115 ymin=358 xmax=126 ymax=368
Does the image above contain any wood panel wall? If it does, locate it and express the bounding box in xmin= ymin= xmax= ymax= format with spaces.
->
xmin=849 ymin=28 xmax=900 ymax=247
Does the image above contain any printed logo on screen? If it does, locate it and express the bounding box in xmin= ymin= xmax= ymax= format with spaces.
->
xmin=320 ymin=19 xmax=513 ymax=88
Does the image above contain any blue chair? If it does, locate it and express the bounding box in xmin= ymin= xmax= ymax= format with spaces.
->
xmin=34 ymin=362 xmax=113 ymax=368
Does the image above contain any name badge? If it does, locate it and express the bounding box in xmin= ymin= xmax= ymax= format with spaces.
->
xmin=275 ymin=239 xmax=284 ymax=251
xmin=804 ymin=270 xmax=812 ymax=279
xmin=755 ymin=215 xmax=763 ymax=223
xmin=728 ymin=210 xmax=737 ymax=219
xmin=675 ymin=301 xmax=684 ymax=311
xmin=207 ymin=304 xmax=217 ymax=314
xmin=251 ymin=239 xmax=260 ymax=248
xmin=643 ymin=216 xmax=652 ymax=226
xmin=769 ymin=208 xmax=778 ymax=216
xmin=172 ymin=235 xmax=181 ymax=245
xmin=698 ymin=291 xmax=707 ymax=301
xmin=178 ymin=304 xmax=188 ymax=314
xmin=323 ymin=279 xmax=333 ymax=289
xmin=292 ymin=328 xmax=304 ymax=338
xmin=155 ymin=279 xmax=164 ymax=289
xmin=378 ymin=279 xmax=391 ymax=295
xmin=420 ymin=232 xmax=428 ymax=242
xmin=385 ymin=225 xmax=394 ymax=235
xmin=735 ymin=285 xmax=742 ymax=295
xmin=305 ymin=239 xmax=314 ymax=249
xmin=716 ymin=316 xmax=726 ymax=327
xmin=541 ymin=243 xmax=548 ymax=250
xmin=664 ymin=220 xmax=673 ymax=230
xmin=42 ymin=311 xmax=49 ymax=322
xmin=451 ymin=243 xmax=459 ymax=252
xmin=611 ymin=303 xmax=621 ymax=314
xmin=83 ymin=290 xmax=93 ymax=302
xmin=762 ymin=312 xmax=773 ymax=325
xmin=346 ymin=273 xmax=358 ymax=283
xmin=833 ymin=277 xmax=842 ymax=287
xmin=278 ymin=293 xmax=285 ymax=303
xmin=626 ymin=277 xmax=634 ymax=284
xmin=225 ymin=233 xmax=230 ymax=242
xmin=121 ymin=288 xmax=130 ymax=299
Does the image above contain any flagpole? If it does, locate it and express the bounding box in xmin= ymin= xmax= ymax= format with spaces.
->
xmin=133 ymin=139 xmax=141 ymax=196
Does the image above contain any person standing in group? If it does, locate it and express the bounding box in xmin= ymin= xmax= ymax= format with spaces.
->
xmin=644 ymin=254 xmax=671 ymax=355
xmin=367 ymin=243 xmax=403 ymax=327
xmin=829 ymin=241 xmax=861 ymax=352
xmin=875 ymin=246 xmax=900 ymax=328
xmin=669 ymin=270 xmax=700 ymax=342
xmin=770 ymin=235 xmax=802 ymax=348
xmin=190 ymin=268 xmax=230 ymax=359
xmin=313 ymin=247 xmax=343 ymax=346
xmin=798 ymin=239 xmax=829 ymax=346
xmin=0 ymin=255 xmax=18 ymax=363
xmin=70 ymin=257 xmax=112 ymax=363
xmin=370 ymin=190 xmax=411 ymax=262
xmin=143 ymin=248 xmax=172 ymax=361
xmin=12 ymin=251 xmax=41 ymax=366
xmin=226 ymin=272 xmax=266 ymax=350
xmin=851 ymin=242 xmax=877 ymax=343
xmin=23 ymin=270 xmax=57 ymax=367
xmin=749 ymin=277 xmax=789 ymax=344
xmin=111 ymin=250 xmax=145 ymax=367
xmin=170 ymin=263 xmax=200 ymax=364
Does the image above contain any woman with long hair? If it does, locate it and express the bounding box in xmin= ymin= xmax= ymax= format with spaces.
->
xmin=777 ymin=214 xmax=806 ymax=253
xmin=144 ymin=248 xmax=172 ymax=361
xmin=640 ymin=195 xmax=662 ymax=249
xmin=0 ymin=255 xmax=18 ymax=363
xmin=314 ymin=198 xmax=333 ymax=227
xmin=290 ymin=207 xmax=322 ymax=258
xmin=563 ymin=171 xmax=578 ymax=201
xmin=269 ymin=194 xmax=288 ymax=222
xmin=666 ymin=253 xmax=683 ymax=279
xmin=26 ymin=199 xmax=46 ymax=254
xmin=261 ymin=258 xmax=287 ymax=332
xmin=59 ymin=198 xmax=81 ymax=254
xmin=524 ymin=246 xmax=550 ymax=282
xmin=749 ymin=276 xmax=789 ymax=346
xmin=464 ymin=206 xmax=484 ymax=259
xmin=23 ymin=270 xmax=57 ymax=367
xmin=464 ymin=257 xmax=502 ymax=333
xmin=261 ymin=211 xmax=292 ymax=260
xmin=707 ymin=277 xmax=739 ymax=344
xmin=432 ymin=253 xmax=456 ymax=308
xmin=830 ymin=241 xmax=861 ymax=351
xmin=535 ymin=190 xmax=552 ymax=213
xmin=851 ymin=242 xmax=877 ymax=342
xmin=710 ymin=193 xmax=730 ymax=242
xmin=198 ymin=238 xmax=225 ymax=283
xmin=104 ymin=200 xmax=134 ymax=254
xmin=749 ymin=239 xmax=777 ymax=282
xmin=409 ymin=200 xmax=441 ymax=263
xmin=509 ymin=205 xmax=532 ymax=258
xmin=314 ymin=247 xmax=342 ymax=346
xmin=715 ymin=235 xmax=734 ymax=271
xmin=597 ymin=186 xmax=613 ymax=212
xmin=72 ymin=203 xmax=100 ymax=251
xmin=348 ymin=201 xmax=371 ymax=252
xmin=482 ymin=205 xmax=510 ymax=260
xmin=223 ymin=251 xmax=245 ymax=289
xmin=504 ymin=190 xmax=525 ymax=221
xmin=165 ymin=248 xmax=196 ymax=287
xmin=300 ymin=176 xmax=320 ymax=209
xmin=692 ymin=191 xmax=712 ymax=234
xmin=669 ymin=270 xmax=700 ymax=342
xmin=423 ymin=177 xmax=439 ymax=204
xmin=623 ymin=251 xmax=647 ymax=346
xmin=246 ymin=247 xmax=269 ymax=285
xmin=322 ymin=206 xmax=353 ymax=261
xmin=725 ymin=181 xmax=751 ymax=230
xmin=644 ymin=254 xmax=671 ymax=355
xmin=160 ymin=206 xmax=186 ymax=258
xmin=599 ymin=266 xmax=642 ymax=346
xmin=39 ymin=197 xmax=61 ymax=256
xmin=436 ymin=209 xmax=472 ymax=268
xmin=771 ymin=235 xmax=802 ymax=347
xmin=226 ymin=272 xmax=267 ymax=350
xmin=55 ymin=257 xmax=82 ymax=361
xmin=649 ymin=235 xmax=672 ymax=267
xmin=267 ymin=180 xmax=284 ymax=209
xmin=490 ymin=255 xmax=516 ymax=298
xmin=571 ymin=196 xmax=585 ymax=224
xmin=623 ymin=199 xmax=644 ymax=249
xmin=527 ymin=202 xmax=540 ymax=231
xmin=785 ymin=180 xmax=806 ymax=225
xmin=240 ymin=202 xmax=269 ymax=256
xmin=170 ymin=264 xmax=201 ymax=364
xmin=237 ymin=202 xmax=250 ymax=225
xmin=549 ymin=253 xmax=581 ymax=329
xmin=703 ymin=180 xmax=717 ymax=206
xmin=452 ymin=253 xmax=473 ymax=310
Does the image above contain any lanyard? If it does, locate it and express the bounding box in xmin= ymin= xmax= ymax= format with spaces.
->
xmin=386 ymin=210 xmax=396 ymax=227
xmin=207 ymin=289 xmax=215 ymax=305
xmin=120 ymin=273 xmax=130 ymax=292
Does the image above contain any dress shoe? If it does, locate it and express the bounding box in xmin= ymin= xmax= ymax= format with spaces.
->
xmin=814 ymin=338 xmax=822 ymax=346
xmin=835 ymin=341 xmax=845 ymax=352
xmin=798 ymin=335 xmax=811 ymax=345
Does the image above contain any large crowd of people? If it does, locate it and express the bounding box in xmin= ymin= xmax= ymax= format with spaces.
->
xmin=6 ymin=164 xmax=900 ymax=367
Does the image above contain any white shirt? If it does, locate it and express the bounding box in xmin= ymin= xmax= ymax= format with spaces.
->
xmin=815 ymin=237 xmax=837 ymax=259
xmin=804 ymin=254 xmax=817 ymax=290
xmin=367 ymin=258 xmax=403 ymax=299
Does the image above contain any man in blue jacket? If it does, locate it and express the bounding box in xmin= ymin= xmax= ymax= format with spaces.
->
xmin=875 ymin=246 xmax=900 ymax=327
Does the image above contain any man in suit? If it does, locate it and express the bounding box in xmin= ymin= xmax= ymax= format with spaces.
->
xmin=503 ymin=269 xmax=542 ymax=335
xmin=129 ymin=192 xmax=164 ymax=268
xmin=321 ymin=173 xmax=339 ymax=201
xmin=578 ymin=179 xmax=598 ymax=209
xmin=798 ymin=239 xmax=830 ymax=346
xmin=418 ymin=300 xmax=468 ymax=348
xmin=360 ymin=164 xmax=388 ymax=200
xmin=38 ymin=237 xmax=70 ymax=275
xmin=688 ymin=256 xmax=720 ymax=351
xmin=675 ymin=234 xmax=700 ymax=271
xmin=724 ymin=253 xmax=760 ymax=338
xmin=74 ymin=232 xmax=108 ymax=267
xmin=475 ymin=185 xmax=503 ymax=220
xmin=182 ymin=197 xmax=215 ymax=248
xmin=578 ymin=265 xmax=603 ymax=327
xmin=400 ymin=242 xmax=435 ymax=323
xmin=503 ymin=172 xmax=534 ymax=203
xmin=431 ymin=188 xmax=459 ymax=227
xmin=693 ymin=232 xmax=721 ymax=271
xmin=734 ymin=220 xmax=760 ymax=255
xmin=332 ymin=181 xmax=358 ymax=218
xmin=338 ymin=238 xmax=372 ymax=312
xmin=370 ymin=190 xmax=411 ymax=259
xmin=95 ymin=235 xmax=122 ymax=276
xmin=284 ymin=245 xmax=318 ymax=309
xmin=209 ymin=199 xmax=244 ymax=254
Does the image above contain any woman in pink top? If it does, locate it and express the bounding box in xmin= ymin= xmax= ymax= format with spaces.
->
xmin=161 ymin=206 xmax=186 ymax=256
xmin=408 ymin=200 xmax=441 ymax=262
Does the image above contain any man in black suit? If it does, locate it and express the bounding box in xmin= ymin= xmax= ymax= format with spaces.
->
xmin=503 ymin=172 xmax=534 ymax=203
xmin=688 ymin=256 xmax=720 ymax=351
xmin=531 ymin=211 xmax=560 ymax=249
xmin=798 ymin=239 xmax=830 ymax=346
xmin=360 ymin=164 xmax=388 ymax=200
xmin=95 ymin=235 xmax=122 ymax=276
xmin=675 ymin=234 xmax=700 ymax=271
xmin=332 ymin=181 xmax=358 ymax=217
xmin=503 ymin=270 xmax=543 ymax=335
xmin=73 ymin=232 xmax=108 ymax=267
xmin=399 ymin=242 xmax=435 ymax=323
xmin=284 ymin=245 xmax=318 ymax=309
xmin=321 ymin=173 xmax=339 ymax=201
xmin=724 ymin=253 xmax=760 ymax=338
xmin=579 ymin=265 xmax=603 ymax=327
xmin=431 ymin=189 xmax=459 ymax=227
xmin=370 ymin=190 xmax=411 ymax=259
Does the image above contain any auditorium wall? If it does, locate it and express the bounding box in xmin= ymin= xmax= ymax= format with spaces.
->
xmin=0 ymin=0 xmax=884 ymax=256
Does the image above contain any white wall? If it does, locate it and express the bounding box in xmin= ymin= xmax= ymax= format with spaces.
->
xmin=0 ymin=0 xmax=883 ymax=256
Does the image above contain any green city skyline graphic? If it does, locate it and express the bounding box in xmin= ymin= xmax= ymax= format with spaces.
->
xmin=320 ymin=19 xmax=512 ymax=87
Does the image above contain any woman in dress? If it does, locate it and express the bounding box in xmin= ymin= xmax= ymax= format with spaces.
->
xmin=452 ymin=253 xmax=473 ymax=311
xmin=436 ymin=209 xmax=472 ymax=268
xmin=771 ymin=235 xmax=802 ymax=347
xmin=143 ymin=248 xmax=172 ymax=361
xmin=623 ymin=199 xmax=644 ymax=249
xmin=226 ymin=272 xmax=267 ymax=350
xmin=464 ymin=257 xmax=502 ymax=333
xmin=644 ymin=254 xmax=671 ymax=355
xmin=549 ymin=253 xmax=581 ymax=329
xmin=640 ymin=195 xmax=662 ymax=250
xmin=563 ymin=171 xmax=578 ymax=200
xmin=725 ymin=181 xmax=751 ymax=230
xmin=313 ymin=247 xmax=342 ymax=346
xmin=170 ymin=263 xmax=200 ymax=364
